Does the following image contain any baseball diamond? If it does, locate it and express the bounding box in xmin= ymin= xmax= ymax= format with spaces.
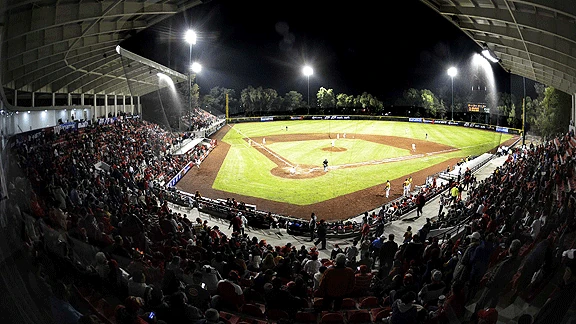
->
xmin=176 ymin=119 xmax=516 ymax=220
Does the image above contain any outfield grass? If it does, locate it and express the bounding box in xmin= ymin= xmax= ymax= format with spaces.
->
xmin=213 ymin=120 xmax=512 ymax=205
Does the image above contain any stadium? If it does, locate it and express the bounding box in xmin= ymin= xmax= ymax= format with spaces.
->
xmin=1 ymin=1 xmax=576 ymax=324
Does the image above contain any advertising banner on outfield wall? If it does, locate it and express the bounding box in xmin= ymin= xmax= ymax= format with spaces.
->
xmin=260 ymin=116 xmax=274 ymax=122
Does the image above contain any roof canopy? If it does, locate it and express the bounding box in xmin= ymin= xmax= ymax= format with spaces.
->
xmin=421 ymin=0 xmax=576 ymax=95
xmin=1 ymin=0 xmax=202 ymax=97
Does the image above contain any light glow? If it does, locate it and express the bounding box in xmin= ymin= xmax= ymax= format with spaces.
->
xmin=191 ymin=62 xmax=202 ymax=73
xmin=481 ymin=49 xmax=499 ymax=63
xmin=185 ymin=30 xmax=197 ymax=45
xmin=303 ymin=65 xmax=313 ymax=77
xmin=447 ymin=67 xmax=457 ymax=78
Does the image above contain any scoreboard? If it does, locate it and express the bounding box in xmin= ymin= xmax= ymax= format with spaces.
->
xmin=467 ymin=103 xmax=489 ymax=113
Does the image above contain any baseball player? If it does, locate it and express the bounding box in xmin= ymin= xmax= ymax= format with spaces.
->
xmin=385 ymin=180 xmax=391 ymax=198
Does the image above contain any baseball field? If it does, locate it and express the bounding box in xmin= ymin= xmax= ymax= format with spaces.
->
xmin=176 ymin=120 xmax=516 ymax=220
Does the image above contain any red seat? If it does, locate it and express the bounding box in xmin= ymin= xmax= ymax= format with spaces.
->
xmin=238 ymin=320 xmax=267 ymax=324
xmin=295 ymin=311 xmax=318 ymax=323
xmin=341 ymin=298 xmax=357 ymax=309
xmin=359 ymin=296 xmax=380 ymax=309
xmin=267 ymin=308 xmax=289 ymax=321
xmin=347 ymin=309 xmax=371 ymax=323
xmin=241 ymin=303 xmax=265 ymax=318
xmin=313 ymin=297 xmax=324 ymax=310
xmin=219 ymin=311 xmax=241 ymax=324
xmin=372 ymin=307 xmax=391 ymax=321
xmin=320 ymin=312 xmax=345 ymax=324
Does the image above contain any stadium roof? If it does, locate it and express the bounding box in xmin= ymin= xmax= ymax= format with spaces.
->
xmin=420 ymin=0 xmax=576 ymax=95
xmin=0 ymin=0 xmax=203 ymax=98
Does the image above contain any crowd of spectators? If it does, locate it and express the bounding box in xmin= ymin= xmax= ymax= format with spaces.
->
xmin=3 ymin=113 xmax=576 ymax=324
xmin=181 ymin=108 xmax=221 ymax=132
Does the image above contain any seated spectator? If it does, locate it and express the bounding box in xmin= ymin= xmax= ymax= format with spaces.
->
xmin=128 ymin=271 xmax=152 ymax=299
xmin=164 ymin=291 xmax=203 ymax=324
xmin=202 ymin=308 xmax=223 ymax=324
xmin=265 ymin=277 xmax=301 ymax=317
xmin=353 ymin=264 xmax=373 ymax=296
xmin=418 ymin=270 xmax=446 ymax=306
xmin=389 ymin=291 xmax=422 ymax=324
xmin=314 ymin=265 xmax=327 ymax=290
xmin=185 ymin=271 xmax=211 ymax=312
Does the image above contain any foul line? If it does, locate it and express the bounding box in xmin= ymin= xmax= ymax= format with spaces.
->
xmin=227 ymin=124 xmax=295 ymax=169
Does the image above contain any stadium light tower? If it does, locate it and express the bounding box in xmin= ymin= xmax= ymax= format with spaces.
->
xmin=447 ymin=66 xmax=457 ymax=121
xmin=185 ymin=29 xmax=197 ymax=131
xmin=303 ymin=65 xmax=313 ymax=115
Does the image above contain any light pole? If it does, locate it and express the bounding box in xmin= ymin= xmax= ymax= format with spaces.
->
xmin=191 ymin=61 xmax=202 ymax=117
xmin=303 ymin=65 xmax=313 ymax=115
xmin=185 ymin=29 xmax=197 ymax=131
xmin=447 ymin=66 xmax=457 ymax=121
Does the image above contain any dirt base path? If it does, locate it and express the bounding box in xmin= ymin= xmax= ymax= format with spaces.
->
xmin=176 ymin=125 xmax=518 ymax=221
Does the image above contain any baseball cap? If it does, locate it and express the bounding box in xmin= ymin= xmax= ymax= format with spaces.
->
xmin=468 ymin=231 xmax=481 ymax=240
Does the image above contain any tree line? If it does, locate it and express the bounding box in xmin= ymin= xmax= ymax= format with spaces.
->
xmin=190 ymin=81 xmax=571 ymax=139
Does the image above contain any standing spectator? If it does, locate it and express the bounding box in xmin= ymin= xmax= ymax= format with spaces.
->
xmin=317 ymin=254 xmax=355 ymax=311
xmin=450 ymin=184 xmax=459 ymax=205
xmin=345 ymin=239 xmax=359 ymax=264
xmin=452 ymin=232 xmax=481 ymax=283
xmin=360 ymin=219 xmax=371 ymax=243
xmin=379 ymin=234 xmax=398 ymax=277
xmin=239 ymin=212 xmax=248 ymax=236
xmin=370 ymin=234 xmax=386 ymax=268
xmin=309 ymin=213 xmax=317 ymax=242
xmin=415 ymin=191 xmax=426 ymax=218
xmin=314 ymin=219 xmax=327 ymax=250
xmin=228 ymin=212 xmax=242 ymax=234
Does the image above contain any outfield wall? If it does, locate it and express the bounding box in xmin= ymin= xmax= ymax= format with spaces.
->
xmin=229 ymin=115 xmax=522 ymax=135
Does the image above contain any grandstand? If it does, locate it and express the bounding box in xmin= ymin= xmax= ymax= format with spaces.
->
xmin=1 ymin=1 xmax=576 ymax=324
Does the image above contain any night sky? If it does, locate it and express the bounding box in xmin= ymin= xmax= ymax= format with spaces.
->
xmin=121 ymin=0 xmax=520 ymax=104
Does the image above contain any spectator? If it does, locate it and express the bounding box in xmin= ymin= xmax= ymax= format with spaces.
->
xmin=128 ymin=271 xmax=152 ymax=299
xmin=317 ymin=253 xmax=355 ymax=311
xmin=265 ymin=277 xmax=301 ymax=317
xmin=389 ymin=291 xmax=421 ymax=324
xmin=185 ymin=271 xmax=211 ymax=312
xmin=314 ymin=219 xmax=327 ymax=250
xmin=379 ymin=234 xmax=399 ymax=277
xmin=418 ymin=270 xmax=446 ymax=306
xmin=353 ymin=264 xmax=373 ymax=296
xmin=345 ymin=239 xmax=359 ymax=264
xmin=452 ymin=231 xmax=481 ymax=283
